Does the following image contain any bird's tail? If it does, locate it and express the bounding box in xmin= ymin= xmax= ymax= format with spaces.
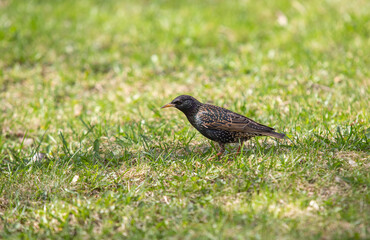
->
xmin=264 ymin=131 xmax=286 ymax=139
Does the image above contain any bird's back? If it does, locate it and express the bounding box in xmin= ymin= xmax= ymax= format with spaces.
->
xmin=191 ymin=103 xmax=285 ymax=141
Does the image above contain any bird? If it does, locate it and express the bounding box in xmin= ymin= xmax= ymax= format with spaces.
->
xmin=161 ymin=95 xmax=285 ymax=159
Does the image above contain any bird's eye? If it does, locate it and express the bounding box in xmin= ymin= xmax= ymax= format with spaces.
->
xmin=173 ymin=100 xmax=181 ymax=105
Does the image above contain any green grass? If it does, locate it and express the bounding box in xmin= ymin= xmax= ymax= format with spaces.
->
xmin=0 ymin=0 xmax=369 ymax=239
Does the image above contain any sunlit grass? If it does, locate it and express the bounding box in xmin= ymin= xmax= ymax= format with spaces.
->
xmin=0 ymin=0 xmax=369 ymax=239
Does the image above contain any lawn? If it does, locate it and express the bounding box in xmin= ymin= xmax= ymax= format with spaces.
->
xmin=0 ymin=0 xmax=369 ymax=239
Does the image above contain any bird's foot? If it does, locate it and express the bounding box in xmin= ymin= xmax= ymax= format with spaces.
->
xmin=207 ymin=143 xmax=225 ymax=161
xmin=207 ymin=151 xmax=224 ymax=161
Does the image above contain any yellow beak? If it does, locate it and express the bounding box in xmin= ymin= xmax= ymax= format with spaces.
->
xmin=161 ymin=103 xmax=175 ymax=109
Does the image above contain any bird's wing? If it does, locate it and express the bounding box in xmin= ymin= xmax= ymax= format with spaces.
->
xmin=198 ymin=105 xmax=274 ymax=133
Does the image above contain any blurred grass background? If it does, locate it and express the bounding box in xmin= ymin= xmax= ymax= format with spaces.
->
xmin=0 ymin=0 xmax=369 ymax=239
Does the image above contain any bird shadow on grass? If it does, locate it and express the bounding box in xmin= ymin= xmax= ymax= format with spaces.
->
xmin=70 ymin=124 xmax=368 ymax=170
xmin=223 ymin=142 xmax=291 ymax=162
xmin=206 ymin=126 xmax=369 ymax=162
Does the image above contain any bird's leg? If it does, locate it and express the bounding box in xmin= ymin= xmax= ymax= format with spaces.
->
xmin=217 ymin=143 xmax=225 ymax=158
xmin=208 ymin=143 xmax=225 ymax=160
xmin=236 ymin=142 xmax=244 ymax=154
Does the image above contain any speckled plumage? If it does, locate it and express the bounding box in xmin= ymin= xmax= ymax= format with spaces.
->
xmin=161 ymin=95 xmax=285 ymax=158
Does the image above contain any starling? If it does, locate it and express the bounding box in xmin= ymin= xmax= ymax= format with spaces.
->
xmin=161 ymin=95 xmax=286 ymax=159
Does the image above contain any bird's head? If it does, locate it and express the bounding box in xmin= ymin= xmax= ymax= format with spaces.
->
xmin=161 ymin=95 xmax=201 ymax=113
